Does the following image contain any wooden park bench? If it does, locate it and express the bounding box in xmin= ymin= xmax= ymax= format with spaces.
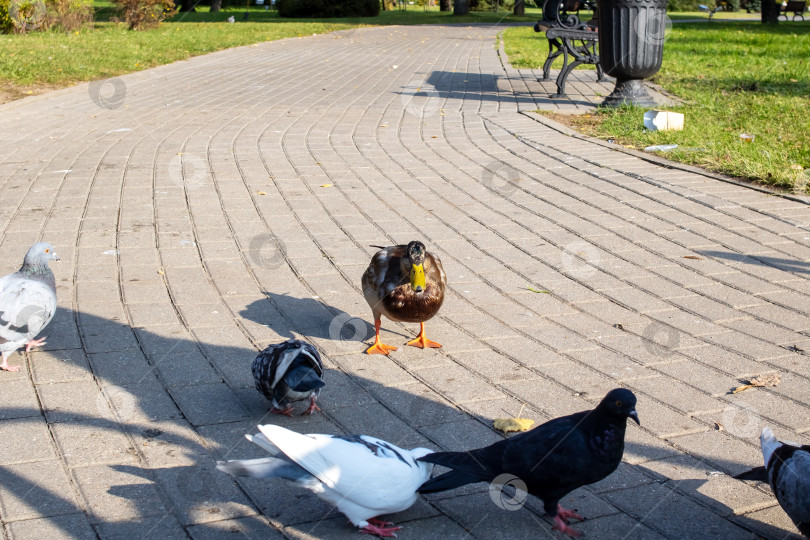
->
xmin=533 ymin=0 xmax=604 ymax=97
xmin=779 ymin=0 xmax=806 ymax=20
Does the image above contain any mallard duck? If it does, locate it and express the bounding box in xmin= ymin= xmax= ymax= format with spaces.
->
xmin=361 ymin=241 xmax=446 ymax=355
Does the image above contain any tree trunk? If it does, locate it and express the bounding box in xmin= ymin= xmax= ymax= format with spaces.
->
xmin=178 ymin=0 xmax=197 ymax=11
xmin=454 ymin=0 xmax=468 ymax=14
xmin=440 ymin=0 xmax=451 ymax=9
xmin=760 ymin=0 xmax=778 ymax=22
xmin=513 ymin=0 xmax=524 ymax=15
xmin=210 ymin=0 xmax=222 ymax=11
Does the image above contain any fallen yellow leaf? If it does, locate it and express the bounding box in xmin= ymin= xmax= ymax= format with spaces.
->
xmin=493 ymin=417 xmax=534 ymax=433
xmin=257 ymin=191 xmax=267 ymax=195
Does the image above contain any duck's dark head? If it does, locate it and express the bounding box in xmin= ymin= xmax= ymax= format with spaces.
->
xmin=597 ymin=388 xmax=639 ymax=425
xmin=406 ymin=241 xmax=427 ymax=293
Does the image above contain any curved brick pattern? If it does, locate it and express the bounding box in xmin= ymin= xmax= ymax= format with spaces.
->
xmin=0 ymin=24 xmax=807 ymax=539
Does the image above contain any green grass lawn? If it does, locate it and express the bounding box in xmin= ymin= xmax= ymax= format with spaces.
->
xmin=505 ymin=22 xmax=810 ymax=189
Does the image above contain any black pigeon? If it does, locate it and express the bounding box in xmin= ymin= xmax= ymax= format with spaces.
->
xmin=418 ymin=388 xmax=639 ymax=537
xmin=734 ymin=427 xmax=809 ymax=537
xmin=252 ymin=339 xmax=324 ymax=416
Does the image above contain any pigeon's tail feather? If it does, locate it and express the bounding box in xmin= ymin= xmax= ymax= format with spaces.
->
xmin=216 ymin=457 xmax=310 ymax=481
xmin=246 ymin=433 xmax=280 ymax=456
xmin=760 ymin=427 xmax=781 ymax=468
xmin=418 ymin=470 xmax=480 ymax=493
xmin=285 ymin=364 xmax=325 ymax=393
xmin=417 ymin=450 xmax=492 ymax=494
xmin=733 ymin=466 xmax=768 ymax=482
xmin=418 ymin=450 xmax=488 ymax=473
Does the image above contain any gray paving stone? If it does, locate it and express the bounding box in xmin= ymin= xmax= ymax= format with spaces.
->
xmin=0 ymin=417 xmax=57 ymax=465
xmin=29 ymin=349 xmax=92 ymax=383
xmin=733 ymin=504 xmax=804 ymax=540
xmin=94 ymin=514 xmax=188 ymax=540
xmin=434 ymin=491 xmax=554 ymax=539
xmin=188 ymin=515 xmax=283 ymax=539
xmin=51 ymin=420 xmax=138 ymax=468
xmin=0 ymin=460 xmax=78 ymax=521
xmin=640 ymin=454 xmax=776 ymax=517
xmin=72 ymin=464 xmax=167 ymax=523
xmin=168 ymin=383 xmax=250 ymax=427
xmin=37 ymin=380 xmax=105 ymax=424
xmin=0 ymin=379 xmax=40 ymax=420
xmin=123 ymin=419 xmax=207 ymax=468
xmin=151 ymin=460 xmax=257 ymax=525
xmin=5 ymin=513 xmax=96 ymax=540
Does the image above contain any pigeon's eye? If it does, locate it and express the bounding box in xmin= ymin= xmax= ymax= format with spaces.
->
xmin=615 ymin=400 xmax=622 ymax=407
xmin=44 ymin=249 xmax=49 ymax=253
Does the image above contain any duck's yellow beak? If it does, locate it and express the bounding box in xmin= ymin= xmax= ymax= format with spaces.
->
xmin=410 ymin=263 xmax=426 ymax=292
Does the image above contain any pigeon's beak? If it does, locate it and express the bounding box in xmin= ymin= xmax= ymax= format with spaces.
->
xmin=628 ymin=409 xmax=640 ymax=425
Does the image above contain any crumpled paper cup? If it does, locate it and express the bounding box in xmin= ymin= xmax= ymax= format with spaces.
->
xmin=644 ymin=110 xmax=685 ymax=131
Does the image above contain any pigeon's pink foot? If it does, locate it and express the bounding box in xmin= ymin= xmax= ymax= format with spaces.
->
xmin=556 ymin=504 xmax=585 ymax=524
xmin=270 ymin=406 xmax=294 ymax=416
xmin=359 ymin=520 xmax=402 ymax=537
xmin=302 ymin=396 xmax=321 ymax=416
xmin=552 ymin=515 xmax=583 ymax=537
xmin=25 ymin=337 xmax=46 ymax=352
xmin=0 ymin=355 xmax=20 ymax=372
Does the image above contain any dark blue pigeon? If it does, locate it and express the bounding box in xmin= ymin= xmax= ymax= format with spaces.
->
xmin=735 ymin=427 xmax=809 ymax=537
xmin=252 ymin=339 xmax=324 ymax=416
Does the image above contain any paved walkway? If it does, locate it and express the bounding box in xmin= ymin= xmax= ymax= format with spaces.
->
xmin=0 ymin=23 xmax=808 ymax=540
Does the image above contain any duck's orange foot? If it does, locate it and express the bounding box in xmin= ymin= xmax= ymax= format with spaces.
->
xmin=406 ymin=335 xmax=442 ymax=349
xmin=365 ymin=342 xmax=397 ymax=355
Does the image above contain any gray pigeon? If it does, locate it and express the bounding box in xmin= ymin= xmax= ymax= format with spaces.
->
xmin=734 ymin=427 xmax=809 ymax=537
xmin=217 ymin=424 xmax=434 ymax=537
xmin=252 ymin=339 xmax=324 ymax=416
xmin=0 ymin=242 xmax=59 ymax=372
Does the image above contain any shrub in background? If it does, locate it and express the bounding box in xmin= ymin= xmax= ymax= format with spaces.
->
xmin=0 ymin=0 xmax=92 ymax=33
xmin=112 ymin=0 xmax=176 ymax=29
xmin=46 ymin=0 xmax=92 ymax=31
xmin=5 ymin=0 xmax=47 ymax=33
xmin=0 ymin=0 xmax=16 ymax=32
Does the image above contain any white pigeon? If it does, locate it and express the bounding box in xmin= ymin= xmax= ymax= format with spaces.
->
xmin=0 ymin=242 xmax=59 ymax=372
xmin=735 ymin=427 xmax=810 ymax=537
xmin=217 ymin=424 xmax=434 ymax=537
